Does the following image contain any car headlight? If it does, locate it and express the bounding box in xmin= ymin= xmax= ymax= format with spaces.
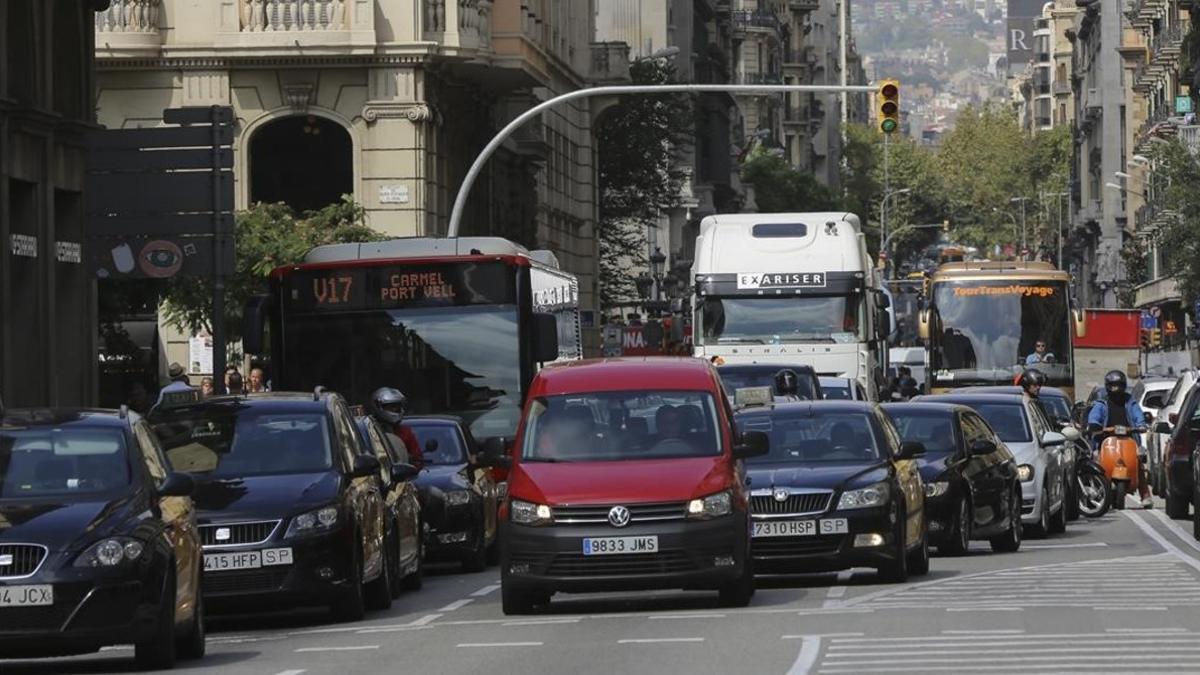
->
xmin=444 ymin=489 xmax=472 ymax=506
xmin=925 ymin=481 xmax=950 ymax=498
xmin=74 ymin=536 xmax=145 ymax=568
xmin=511 ymin=499 xmax=553 ymax=526
xmin=284 ymin=505 xmax=339 ymax=538
xmin=686 ymin=490 xmax=733 ymax=520
xmin=838 ymin=482 xmax=890 ymax=510
xmin=1017 ymin=464 xmax=1034 ymax=482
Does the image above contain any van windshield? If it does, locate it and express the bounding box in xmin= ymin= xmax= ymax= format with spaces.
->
xmin=521 ymin=391 xmax=722 ymax=462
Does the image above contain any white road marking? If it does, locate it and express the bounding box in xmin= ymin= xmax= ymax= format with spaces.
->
xmin=618 ymin=638 xmax=705 ymax=644
xmin=1092 ymin=606 xmax=1168 ymax=610
xmin=1149 ymin=509 xmax=1200 ymax=552
xmin=822 ymin=654 xmax=1200 ymax=666
xmin=439 ymin=599 xmax=474 ymax=611
xmin=941 ymin=629 xmax=1024 ymax=635
xmin=818 ymin=664 xmax=1200 ymax=674
xmin=828 ymin=644 xmax=1200 ymax=656
xmin=408 ymin=613 xmax=443 ymax=626
xmin=1020 ymin=542 xmax=1109 ymax=549
xmin=829 ymin=632 xmax=1200 ymax=643
xmin=787 ymin=636 xmax=822 ymax=675
xmin=649 ymin=613 xmax=727 ymax=620
xmin=1123 ymin=511 xmax=1200 ymax=573
xmin=471 ymin=584 xmax=501 ymax=597
xmin=457 ymin=642 xmax=543 ymax=648
xmin=946 ymin=607 xmax=1022 ymax=612
xmin=294 ymin=646 xmax=379 ymax=653
xmin=273 ymin=671 xmax=307 ymax=675
xmin=782 ymin=633 xmax=864 ymax=639
xmin=1107 ymin=627 xmax=1190 ymax=633
xmin=503 ymin=618 xmax=582 ymax=626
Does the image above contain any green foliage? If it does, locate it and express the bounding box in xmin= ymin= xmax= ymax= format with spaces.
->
xmin=160 ymin=196 xmax=381 ymax=347
xmin=1146 ymin=139 xmax=1200 ymax=307
xmin=596 ymin=58 xmax=693 ymax=308
xmin=740 ymin=146 xmax=838 ymax=213
xmin=1119 ymin=235 xmax=1149 ymax=308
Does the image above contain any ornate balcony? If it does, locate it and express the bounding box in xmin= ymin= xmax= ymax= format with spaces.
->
xmin=732 ymin=9 xmax=781 ymax=35
xmin=94 ymin=0 xmax=163 ymax=54
xmin=422 ymin=0 xmax=493 ymax=52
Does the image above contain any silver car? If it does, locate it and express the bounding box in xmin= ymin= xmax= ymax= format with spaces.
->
xmin=1149 ymin=371 xmax=1198 ymax=495
xmin=916 ymin=393 xmax=1072 ymax=536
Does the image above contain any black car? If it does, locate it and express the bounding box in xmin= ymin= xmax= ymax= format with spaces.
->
xmin=0 ymin=406 xmax=203 ymax=669
xmin=717 ymin=363 xmax=823 ymax=400
xmin=884 ymin=403 xmax=1022 ymax=555
xmin=406 ymin=415 xmax=499 ymax=572
xmin=735 ymin=401 xmax=930 ymax=582
xmin=355 ymin=416 xmax=424 ymax=596
xmin=149 ymin=390 xmax=391 ymax=621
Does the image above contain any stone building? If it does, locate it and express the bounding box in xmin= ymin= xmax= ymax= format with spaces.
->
xmin=1 ymin=0 xmax=99 ymax=407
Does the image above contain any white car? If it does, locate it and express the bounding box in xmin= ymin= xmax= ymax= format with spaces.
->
xmin=918 ymin=392 xmax=1072 ymax=536
xmin=1149 ymin=371 xmax=1197 ymax=496
xmin=819 ymin=376 xmax=871 ymax=402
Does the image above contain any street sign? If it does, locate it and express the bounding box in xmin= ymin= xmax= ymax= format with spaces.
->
xmin=91 ymin=235 xmax=233 ymax=280
xmin=1176 ymin=95 xmax=1194 ymax=114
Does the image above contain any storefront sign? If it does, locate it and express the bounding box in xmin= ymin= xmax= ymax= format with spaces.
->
xmin=10 ymin=234 xmax=36 ymax=258
xmin=55 ymin=241 xmax=82 ymax=263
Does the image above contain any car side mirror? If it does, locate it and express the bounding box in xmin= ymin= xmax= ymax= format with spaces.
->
xmin=481 ymin=437 xmax=513 ymax=469
xmin=733 ymin=430 xmax=770 ymax=459
xmin=1041 ymin=431 xmax=1067 ymax=447
xmin=1060 ymin=427 xmax=1081 ymax=442
xmin=897 ymin=441 xmax=926 ymax=460
xmin=533 ymin=312 xmax=559 ymax=363
xmin=158 ymin=472 xmax=195 ymax=497
xmin=351 ymin=454 xmax=381 ymax=478
xmin=969 ymin=439 xmax=997 ymax=456
xmin=1154 ymin=421 xmax=1173 ymax=435
xmin=393 ymin=462 xmax=420 ymax=482
xmin=425 ymin=439 xmax=439 ymax=454
xmin=1169 ymin=412 xmax=1179 ymax=425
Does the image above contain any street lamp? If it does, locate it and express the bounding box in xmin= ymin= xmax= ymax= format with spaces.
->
xmin=879 ymin=187 xmax=912 ymax=269
xmin=1045 ymin=191 xmax=1069 ymax=268
xmin=1106 ymin=182 xmax=1147 ymax=199
xmin=1009 ymin=197 xmax=1029 ymax=251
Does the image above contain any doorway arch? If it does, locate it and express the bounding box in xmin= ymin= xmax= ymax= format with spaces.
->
xmin=248 ymin=114 xmax=353 ymax=213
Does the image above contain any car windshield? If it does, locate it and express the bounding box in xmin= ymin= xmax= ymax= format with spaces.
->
xmin=521 ymin=391 xmax=722 ymax=462
xmin=823 ymin=382 xmax=852 ymax=400
xmin=699 ymin=295 xmax=864 ymax=345
xmin=947 ymin=401 xmax=1030 ymax=444
xmin=717 ymin=367 xmax=818 ymax=400
xmin=886 ymin=411 xmax=958 ymax=458
xmin=152 ymin=408 xmax=332 ymax=477
xmin=408 ymin=424 xmax=467 ymax=465
xmin=0 ymin=427 xmax=131 ymax=498
xmin=737 ymin=411 xmax=883 ymax=464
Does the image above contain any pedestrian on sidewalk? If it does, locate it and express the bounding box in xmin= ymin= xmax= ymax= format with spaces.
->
xmin=228 ymin=371 xmax=245 ymax=396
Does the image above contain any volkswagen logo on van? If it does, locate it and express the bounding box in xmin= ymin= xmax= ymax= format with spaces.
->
xmin=607 ymin=506 xmax=631 ymax=528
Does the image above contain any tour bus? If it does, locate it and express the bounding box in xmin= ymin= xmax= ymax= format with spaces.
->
xmin=917 ymin=261 xmax=1086 ymax=399
xmin=243 ymin=237 xmax=581 ymax=444
xmin=691 ymin=213 xmax=891 ymax=396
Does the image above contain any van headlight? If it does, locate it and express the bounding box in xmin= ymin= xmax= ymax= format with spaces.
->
xmin=285 ymin=505 xmax=339 ymax=538
xmin=1017 ymin=464 xmax=1034 ymax=482
xmin=511 ymin=499 xmax=553 ymax=526
xmin=838 ymin=482 xmax=890 ymax=510
xmin=686 ymin=491 xmax=733 ymax=519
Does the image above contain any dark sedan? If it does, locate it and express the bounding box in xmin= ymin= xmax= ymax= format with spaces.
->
xmin=355 ymin=416 xmax=424 ymax=596
xmin=406 ymin=416 xmax=500 ymax=572
xmin=735 ymin=401 xmax=930 ymax=582
xmin=0 ymin=408 xmax=202 ymax=669
xmin=884 ymin=403 xmax=1022 ymax=555
xmin=150 ymin=390 xmax=391 ymax=621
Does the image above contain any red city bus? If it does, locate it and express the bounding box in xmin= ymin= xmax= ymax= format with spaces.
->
xmin=243 ymin=237 xmax=581 ymax=444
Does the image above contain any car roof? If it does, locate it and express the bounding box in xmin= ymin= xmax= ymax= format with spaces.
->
xmin=149 ymin=391 xmax=333 ymax=417
xmin=535 ymin=358 xmax=717 ymax=395
xmin=405 ymin=415 xmax=466 ymax=426
xmin=916 ymin=392 xmax=1026 ymax=406
xmin=734 ymin=400 xmax=875 ymax=418
xmin=718 ymin=363 xmax=817 ymax=375
xmin=0 ymin=408 xmax=131 ymax=429
xmin=957 ymin=385 xmax=1071 ymax=399
xmin=881 ymin=402 xmax=964 ymax=416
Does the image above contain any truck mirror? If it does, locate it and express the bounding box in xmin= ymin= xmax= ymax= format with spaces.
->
xmin=533 ymin=312 xmax=559 ymax=363
xmin=242 ymin=294 xmax=270 ymax=355
xmin=1073 ymin=309 xmax=1087 ymax=338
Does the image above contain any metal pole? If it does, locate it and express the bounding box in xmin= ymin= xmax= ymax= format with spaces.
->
xmin=209 ymin=106 xmax=227 ymax=394
xmin=446 ymin=83 xmax=877 ymax=237
xmin=839 ymin=0 xmax=848 ymax=133
xmin=1020 ymin=198 xmax=1027 ymax=253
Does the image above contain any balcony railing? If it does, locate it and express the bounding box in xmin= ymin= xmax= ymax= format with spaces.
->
xmin=95 ymin=0 xmax=161 ymax=32
xmin=422 ymin=0 xmax=492 ymax=50
xmin=736 ymin=71 xmax=783 ymax=85
xmin=1053 ymin=80 xmax=1072 ymax=96
xmin=1181 ymin=125 xmax=1200 ymax=157
xmin=239 ymin=0 xmax=350 ymax=32
xmin=732 ymin=9 xmax=781 ymax=32
xmin=1150 ymin=22 xmax=1183 ymax=63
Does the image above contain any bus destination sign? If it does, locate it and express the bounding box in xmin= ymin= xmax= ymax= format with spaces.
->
xmin=287 ymin=262 xmax=515 ymax=311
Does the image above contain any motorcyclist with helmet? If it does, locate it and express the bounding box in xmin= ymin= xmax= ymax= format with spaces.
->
xmin=774 ymin=369 xmax=806 ymax=403
xmin=1087 ymin=370 xmax=1152 ymax=509
xmin=370 ymin=387 xmax=423 ymax=468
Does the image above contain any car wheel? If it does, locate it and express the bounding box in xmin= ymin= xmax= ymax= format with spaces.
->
xmin=878 ymin=510 xmax=909 ymax=583
xmin=717 ymin=559 xmax=755 ymax=607
xmin=989 ymin=486 xmax=1022 ymax=553
xmin=176 ymin=587 xmax=205 ymax=661
xmin=1066 ymin=475 xmax=1080 ymax=521
xmin=1048 ymin=491 xmax=1068 ymax=534
xmin=1167 ymin=492 xmax=1190 ymax=519
xmin=365 ymin=544 xmax=393 ymax=612
xmin=402 ymin=533 xmax=424 ymax=592
xmin=938 ymin=498 xmax=971 ymax=557
xmin=1029 ymin=486 xmax=1050 ymax=537
xmin=332 ymin=537 xmax=366 ymax=622
xmin=907 ymin=524 xmax=930 ymax=576
xmin=135 ymin=570 xmax=178 ymax=670
xmin=501 ymin=583 xmax=537 ymax=615
xmin=461 ymin=527 xmax=488 ymax=573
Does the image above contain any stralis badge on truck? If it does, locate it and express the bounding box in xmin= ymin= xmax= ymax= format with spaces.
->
xmin=737 ymin=272 xmax=827 ymax=290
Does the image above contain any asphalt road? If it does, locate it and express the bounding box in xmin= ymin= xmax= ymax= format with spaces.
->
xmin=11 ymin=499 xmax=1200 ymax=675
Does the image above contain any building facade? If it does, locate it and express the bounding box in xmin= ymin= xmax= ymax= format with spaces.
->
xmin=94 ymin=0 xmax=611 ymax=363
xmin=1 ymin=0 xmax=99 ymax=407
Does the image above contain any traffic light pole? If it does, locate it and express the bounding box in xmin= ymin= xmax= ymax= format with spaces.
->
xmin=446 ymin=83 xmax=877 ymax=238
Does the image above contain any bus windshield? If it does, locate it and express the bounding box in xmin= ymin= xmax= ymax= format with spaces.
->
xmin=699 ymin=295 xmax=865 ymax=345
xmin=930 ymin=280 xmax=1072 ymax=387
xmin=281 ymin=305 xmax=523 ymax=441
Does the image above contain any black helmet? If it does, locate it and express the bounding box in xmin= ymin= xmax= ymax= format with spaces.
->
xmin=370 ymin=387 xmax=407 ymax=426
xmin=774 ymin=369 xmax=800 ymax=398
xmin=1019 ymin=368 xmax=1046 ymax=394
xmin=1104 ymin=370 xmax=1127 ymax=396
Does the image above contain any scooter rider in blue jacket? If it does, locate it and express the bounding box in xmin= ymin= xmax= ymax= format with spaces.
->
xmin=1087 ymin=370 xmax=1152 ymax=508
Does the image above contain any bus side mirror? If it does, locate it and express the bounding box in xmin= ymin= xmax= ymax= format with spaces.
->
xmin=1073 ymin=309 xmax=1087 ymax=338
xmin=533 ymin=312 xmax=559 ymax=363
xmin=243 ymin=294 xmax=270 ymax=355
xmin=917 ymin=309 xmax=930 ymax=340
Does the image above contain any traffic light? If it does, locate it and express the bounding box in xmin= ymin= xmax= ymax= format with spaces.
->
xmin=878 ymin=79 xmax=901 ymax=134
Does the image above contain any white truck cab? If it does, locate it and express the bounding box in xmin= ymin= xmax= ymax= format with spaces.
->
xmin=691 ymin=213 xmax=889 ymax=396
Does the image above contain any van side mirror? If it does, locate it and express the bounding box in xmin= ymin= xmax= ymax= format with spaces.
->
xmin=481 ymin=437 xmax=512 ymax=468
xmin=533 ymin=312 xmax=559 ymax=363
xmin=242 ymin=294 xmax=270 ymax=355
xmin=733 ymin=430 xmax=770 ymax=459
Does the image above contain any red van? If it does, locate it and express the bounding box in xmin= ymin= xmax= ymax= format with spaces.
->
xmin=493 ymin=358 xmax=768 ymax=615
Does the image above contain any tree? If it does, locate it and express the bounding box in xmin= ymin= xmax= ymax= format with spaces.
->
xmin=595 ymin=58 xmax=693 ymax=309
xmin=160 ymin=196 xmax=381 ymax=350
xmin=740 ymin=146 xmax=838 ymax=213
xmin=1144 ymin=139 xmax=1200 ymax=307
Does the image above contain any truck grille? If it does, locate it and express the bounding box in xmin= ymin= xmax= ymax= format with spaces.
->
xmin=200 ymin=520 xmax=280 ymax=547
xmin=553 ymin=502 xmax=687 ymax=525
xmin=0 ymin=544 xmax=48 ymax=578
xmin=750 ymin=492 xmax=832 ymax=517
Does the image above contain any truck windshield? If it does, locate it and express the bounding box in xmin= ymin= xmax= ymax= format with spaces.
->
xmin=281 ymin=306 xmax=523 ymax=442
xmin=699 ymin=295 xmax=864 ymax=345
xmin=521 ymin=391 xmax=722 ymax=462
xmin=929 ymin=280 xmax=1072 ymax=387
